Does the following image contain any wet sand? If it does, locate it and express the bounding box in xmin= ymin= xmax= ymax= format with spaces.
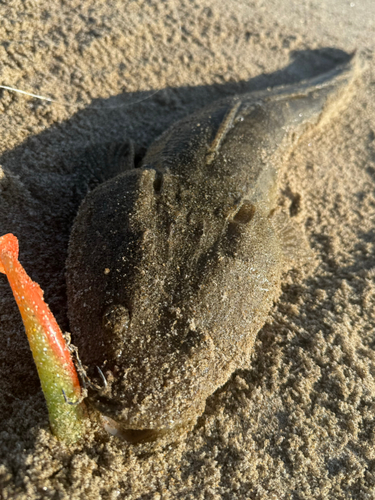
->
xmin=0 ymin=1 xmax=375 ymax=498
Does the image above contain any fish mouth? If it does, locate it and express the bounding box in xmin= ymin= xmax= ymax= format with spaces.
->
xmin=88 ymin=393 xmax=194 ymax=443
xmin=100 ymin=414 xmax=171 ymax=444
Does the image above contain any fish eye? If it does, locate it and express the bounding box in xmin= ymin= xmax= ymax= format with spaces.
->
xmin=232 ymin=201 xmax=256 ymax=224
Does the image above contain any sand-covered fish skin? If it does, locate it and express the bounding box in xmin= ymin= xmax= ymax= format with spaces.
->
xmin=66 ymin=56 xmax=357 ymax=436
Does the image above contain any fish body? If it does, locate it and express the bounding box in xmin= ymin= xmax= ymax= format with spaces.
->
xmin=66 ymin=58 xmax=356 ymax=438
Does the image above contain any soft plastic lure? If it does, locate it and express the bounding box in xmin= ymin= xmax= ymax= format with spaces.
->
xmin=0 ymin=233 xmax=85 ymax=443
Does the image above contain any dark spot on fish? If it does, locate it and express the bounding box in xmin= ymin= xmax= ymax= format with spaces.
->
xmin=233 ymin=201 xmax=256 ymax=224
xmin=153 ymin=171 xmax=163 ymax=193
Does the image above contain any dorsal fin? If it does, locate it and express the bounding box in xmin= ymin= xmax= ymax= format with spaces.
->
xmin=205 ymin=100 xmax=241 ymax=165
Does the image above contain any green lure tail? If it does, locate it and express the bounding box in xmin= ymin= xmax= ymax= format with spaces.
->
xmin=0 ymin=233 xmax=86 ymax=443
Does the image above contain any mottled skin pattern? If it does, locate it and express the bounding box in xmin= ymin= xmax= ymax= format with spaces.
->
xmin=66 ymin=58 xmax=355 ymax=438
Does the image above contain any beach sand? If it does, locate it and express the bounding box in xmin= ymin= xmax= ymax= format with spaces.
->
xmin=0 ymin=1 xmax=374 ymax=498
